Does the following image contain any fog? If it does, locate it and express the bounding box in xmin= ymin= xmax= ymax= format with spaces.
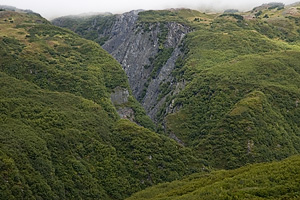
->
xmin=1 ymin=0 xmax=298 ymax=19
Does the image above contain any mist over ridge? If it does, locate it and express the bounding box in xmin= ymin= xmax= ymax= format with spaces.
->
xmin=0 ymin=0 xmax=298 ymax=19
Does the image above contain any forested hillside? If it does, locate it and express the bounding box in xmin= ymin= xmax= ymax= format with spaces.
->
xmin=0 ymin=10 xmax=203 ymax=199
xmin=1 ymin=2 xmax=300 ymax=199
xmin=127 ymin=155 xmax=300 ymax=200
xmin=53 ymin=3 xmax=300 ymax=169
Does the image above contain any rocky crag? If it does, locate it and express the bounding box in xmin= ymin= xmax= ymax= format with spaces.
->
xmin=53 ymin=10 xmax=190 ymax=122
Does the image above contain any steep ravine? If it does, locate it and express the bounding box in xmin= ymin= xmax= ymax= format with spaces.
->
xmin=53 ymin=11 xmax=190 ymax=122
xmin=100 ymin=11 xmax=190 ymax=121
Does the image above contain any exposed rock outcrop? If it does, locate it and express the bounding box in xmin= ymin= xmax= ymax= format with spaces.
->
xmin=110 ymin=87 xmax=130 ymax=105
xmin=110 ymin=87 xmax=135 ymax=121
xmin=101 ymin=11 xmax=190 ymax=121
xmin=117 ymin=107 xmax=135 ymax=121
xmin=53 ymin=10 xmax=190 ymax=122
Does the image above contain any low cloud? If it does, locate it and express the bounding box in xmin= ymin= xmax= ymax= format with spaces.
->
xmin=1 ymin=0 xmax=298 ymax=19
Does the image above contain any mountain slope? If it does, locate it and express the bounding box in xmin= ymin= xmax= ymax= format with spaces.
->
xmin=0 ymin=10 xmax=204 ymax=199
xmin=53 ymin=5 xmax=300 ymax=169
xmin=52 ymin=10 xmax=197 ymax=121
xmin=163 ymin=7 xmax=300 ymax=168
xmin=167 ymin=51 xmax=300 ymax=168
xmin=127 ymin=155 xmax=300 ymax=200
xmin=0 ymin=10 xmax=155 ymax=129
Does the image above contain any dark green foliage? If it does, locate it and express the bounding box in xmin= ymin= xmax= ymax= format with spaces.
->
xmin=150 ymin=48 xmax=174 ymax=79
xmin=51 ymin=15 xmax=116 ymax=46
xmin=127 ymin=155 xmax=300 ymax=200
xmin=0 ymin=11 xmax=203 ymax=199
xmin=251 ymin=18 xmax=300 ymax=42
xmin=137 ymin=9 xmax=210 ymax=28
xmin=219 ymin=13 xmax=244 ymax=21
xmin=5 ymin=8 xmax=300 ymax=199
xmin=246 ymin=5 xmax=300 ymax=42
xmin=167 ymin=50 xmax=300 ymax=169
xmin=123 ymin=96 xmax=155 ymax=130
xmin=157 ymin=82 xmax=171 ymax=101
xmin=0 ymin=73 xmax=201 ymax=199
xmin=0 ymin=72 xmax=115 ymax=199
xmin=0 ymin=12 xmax=142 ymax=124
xmin=110 ymin=120 xmax=204 ymax=195
xmin=255 ymin=11 xmax=263 ymax=18
xmin=138 ymin=47 xmax=174 ymax=101
xmin=267 ymin=3 xmax=284 ymax=10
xmin=96 ymin=35 xmax=110 ymax=45
xmin=193 ymin=18 xmax=200 ymax=22
xmin=224 ymin=9 xmax=239 ymax=14
xmin=135 ymin=7 xmax=300 ymax=169
xmin=67 ymin=8 xmax=300 ymax=170
xmin=157 ymin=23 xmax=168 ymax=46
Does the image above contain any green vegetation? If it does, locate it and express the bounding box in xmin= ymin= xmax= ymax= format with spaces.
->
xmin=139 ymin=47 xmax=174 ymax=101
xmin=4 ymin=5 xmax=300 ymax=199
xmin=134 ymin=7 xmax=300 ymax=169
xmin=150 ymin=48 xmax=174 ymax=79
xmin=55 ymin=6 xmax=300 ymax=170
xmin=138 ymin=9 xmax=215 ymax=28
xmin=127 ymin=155 xmax=300 ymax=200
xmin=52 ymin=14 xmax=116 ymax=45
xmin=247 ymin=3 xmax=300 ymax=42
xmin=224 ymin=9 xmax=239 ymax=14
xmin=166 ymin=28 xmax=300 ymax=169
xmin=111 ymin=120 xmax=205 ymax=189
xmin=0 ymin=11 xmax=153 ymax=128
xmin=219 ymin=13 xmax=244 ymax=21
xmin=52 ymin=12 xmax=183 ymax=105
xmin=0 ymin=11 xmax=204 ymax=199
xmin=158 ymin=82 xmax=172 ymax=101
xmin=0 ymin=72 xmax=114 ymax=199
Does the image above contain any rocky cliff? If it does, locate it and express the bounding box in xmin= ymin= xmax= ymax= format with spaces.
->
xmin=103 ymin=11 xmax=190 ymax=121
xmin=53 ymin=11 xmax=190 ymax=122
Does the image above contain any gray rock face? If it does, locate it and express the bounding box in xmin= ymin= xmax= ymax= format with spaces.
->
xmin=101 ymin=11 xmax=190 ymax=121
xmin=110 ymin=87 xmax=136 ymax=121
xmin=110 ymin=87 xmax=129 ymax=105
xmin=53 ymin=10 xmax=190 ymax=122
xmin=117 ymin=107 xmax=135 ymax=121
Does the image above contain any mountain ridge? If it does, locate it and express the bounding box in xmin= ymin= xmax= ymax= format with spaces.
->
xmin=52 ymin=4 xmax=300 ymax=169
xmin=0 ymin=10 xmax=204 ymax=199
xmin=1 ymin=3 xmax=300 ymax=199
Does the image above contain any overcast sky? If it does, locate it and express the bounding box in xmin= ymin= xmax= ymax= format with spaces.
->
xmin=1 ymin=0 xmax=298 ymax=19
